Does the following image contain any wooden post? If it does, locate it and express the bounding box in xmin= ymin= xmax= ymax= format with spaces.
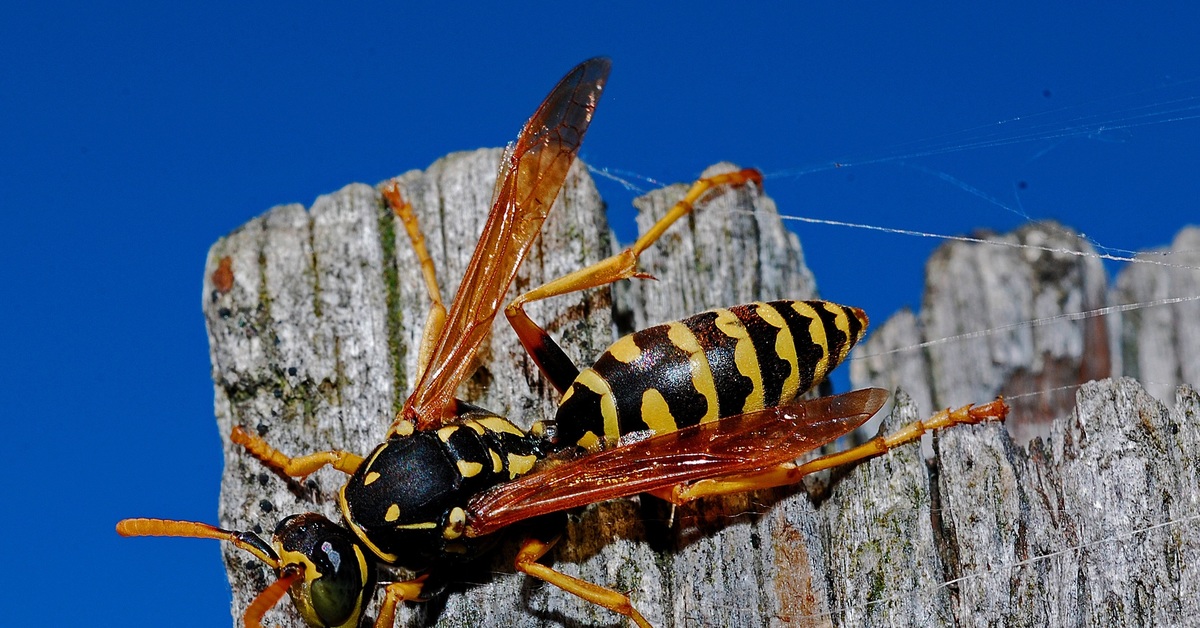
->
xmin=204 ymin=150 xmax=1199 ymax=627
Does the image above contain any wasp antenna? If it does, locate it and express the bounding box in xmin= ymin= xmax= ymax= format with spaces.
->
xmin=116 ymin=517 xmax=280 ymax=568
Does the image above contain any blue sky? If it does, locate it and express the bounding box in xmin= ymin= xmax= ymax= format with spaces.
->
xmin=3 ymin=3 xmax=1197 ymax=627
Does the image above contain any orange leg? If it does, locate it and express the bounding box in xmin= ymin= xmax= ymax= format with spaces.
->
xmin=649 ymin=398 xmax=1009 ymax=505
xmin=373 ymin=576 xmax=428 ymax=628
xmin=231 ymin=426 xmax=365 ymax=478
xmin=383 ymin=182 xmax=447 ymax=383
xmin=515 ymin=535 xmax=652 ymax=628
xmin=244 ymin=566 xmax=303 ymax=628
xmin=504 ymin=168 xmax=764 ymax=393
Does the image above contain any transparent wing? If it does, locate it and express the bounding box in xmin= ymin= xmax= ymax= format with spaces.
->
xmin=403 ymin=58 xmax=610 ymax=428
xmin=466 ymin=388 xmax=889 ymax=537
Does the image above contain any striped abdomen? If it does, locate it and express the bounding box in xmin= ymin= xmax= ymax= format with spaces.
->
xmin=553 ymin=300 xmax=868 ymax=450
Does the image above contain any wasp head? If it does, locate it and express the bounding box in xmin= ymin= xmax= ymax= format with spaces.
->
xmin=270 ymin=512 xmax=376 ymax=628
xmin=117 ymin=513 xmax=376 ymax=628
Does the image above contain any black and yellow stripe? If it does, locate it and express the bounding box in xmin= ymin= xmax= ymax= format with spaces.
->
xmin=554 ymin=300 xmax=868 ymax=450
xmin=339 ymin=411 xmax=548 ymax=566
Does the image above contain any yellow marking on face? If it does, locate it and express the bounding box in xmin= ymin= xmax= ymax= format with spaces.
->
xmin=489 ymin=449 xmax=503 ymax=473
xmin=276 ymin=544 xmax=346 ymax=628
xmin=667 ymin=322 xmax=718 ymax=423
xmin=576 ymin=430 xmax=601 ymax=451
xmin=385 ymin=504 xmax=401 ymax=522
xmin=363 ymin=471 xmax=381 ymax=486
xmin=279 ymin=539 xmax=373 ymax=628
xmin=792 ymin=302 xmax=829 ymax=387
xmin=757 ymin=303 xmax=799 ymax=404
xmin=507 ymin=453 xmax=538 ymax=479
xmin=443 ymin=507 xmax=466 ymax=540
xmin=475 ymin=416 xmax=525 ymax=437
xmin=275 ymin=546 xmax=327 ymax=628
xmin=277 ymin=547 xmax=320 ymax=581
xmin=436 ymin=425 xmax=458 ymax=442
xmin=640 ymin=389 xmax=678 ymax=434
xmin=607 ymin=335 xmax=641 ymax=364
xmin=457 ymin=459 xmax=483 ymax=478
xmin=576 ymin=368 xmax=619 ymax=441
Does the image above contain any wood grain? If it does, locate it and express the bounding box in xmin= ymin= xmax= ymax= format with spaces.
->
xmin=203 ymin=151 xmax=1199 ymax=627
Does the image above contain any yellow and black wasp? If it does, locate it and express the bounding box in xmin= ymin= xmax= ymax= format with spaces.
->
xmin=118 ymin=58 xmax=1007 ymax=628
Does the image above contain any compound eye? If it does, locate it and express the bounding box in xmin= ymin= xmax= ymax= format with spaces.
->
xmin=273 ymin=513 xmax=374 ymax=628
xmin=308 ymin=536 xmax=367 ymax=627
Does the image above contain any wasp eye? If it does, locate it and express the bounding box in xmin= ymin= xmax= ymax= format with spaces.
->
xmin=307 ymin=535 xmax=365 ymax=626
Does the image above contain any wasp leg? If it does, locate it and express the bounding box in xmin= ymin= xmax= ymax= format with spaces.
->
xmin=244 ymin=565 xmax=304 ymax=628
xmin=515 ymin=535 xmax=652 ymax=628
xmin=231 ymin=426 xmax=365 ymax=478
xmin=373 ymin=575 xmax=428 ymax=628
xmin=383 ymin=182 xmax=447 ymax=382
xmin=649 ymin=398 xmax=1009 ymax=505
xmin=505 ymin=168 xmax=764 ymax=393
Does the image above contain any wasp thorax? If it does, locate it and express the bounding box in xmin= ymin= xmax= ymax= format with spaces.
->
xmin=338 ymin=416 xmax=548 ymax=567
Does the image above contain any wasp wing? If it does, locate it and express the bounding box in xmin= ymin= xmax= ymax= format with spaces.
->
xmin=403 ymin=58 xmax=610 ymax=428
xmin=465 ymin=387 xmax=889 ymax=537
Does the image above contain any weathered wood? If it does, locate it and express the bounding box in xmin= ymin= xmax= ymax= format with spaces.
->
xmin=206 ymin=151 xmax=1199 ymax=627
xmin=850 ymin=222 xmax=1112 ymax=446
xmin=205 ymin=148 xmax=614 ymax=627
xmin=822 ymin=378 xmax=1200 ymax=627
xmin=847 ymin=218 xmax=1200 ymax=626
xmin=936 ymin=378 xmax=1200 ymax=626
xmin=1109 ymin=226 xmax=1200 ymax=403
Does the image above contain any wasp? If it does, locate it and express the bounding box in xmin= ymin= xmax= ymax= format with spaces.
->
xmin=118 ymin=58 xmax=1008 ymax=628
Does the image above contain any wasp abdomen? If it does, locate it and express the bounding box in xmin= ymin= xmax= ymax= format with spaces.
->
xmin=554 ymin=300 xmax=868 ymax=450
